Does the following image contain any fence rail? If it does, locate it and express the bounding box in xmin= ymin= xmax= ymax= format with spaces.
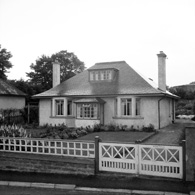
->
xmin=0 ymin=137 xmax=95 ymax=158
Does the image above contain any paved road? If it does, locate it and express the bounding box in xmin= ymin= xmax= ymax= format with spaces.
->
xmin=0 ymin=186 xmax=132 ymax=195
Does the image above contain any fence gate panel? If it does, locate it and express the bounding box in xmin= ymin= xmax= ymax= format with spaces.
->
xmin=139 ymin=145 xmax=183 ymax=179
xmin=99 ymin=143 xmax=138 ymax=174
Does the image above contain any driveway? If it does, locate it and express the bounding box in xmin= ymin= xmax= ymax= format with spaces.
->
xmin=143 ymin=119 xmax=195 ymax=145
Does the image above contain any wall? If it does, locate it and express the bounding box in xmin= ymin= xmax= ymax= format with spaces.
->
xmin=0 ymin=96 xmax=25 ymax=109
xmin=0 ymin=152 xmax=94 ymax=176
xmin=103 ymin=96 xmax=172 ymax=130
xmin=39 ymin=99 xmax=75 ymax=127
xmin=102 ymin=97 xmax=115 ymax=125
xmin=185 ymin=127 xmax=195 ymax=181
xmin=75 ymin=119 xmax=100 ymax=128
xmin=159 ymin=98 xmax=172 ymax=129
xmin=39 ymin=96 xmax=173 ymax=129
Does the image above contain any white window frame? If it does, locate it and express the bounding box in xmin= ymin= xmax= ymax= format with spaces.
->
xmin=77 ymin=103 xmax=98 ymax=119
xmin=121 ymin=98 xmax=132 ymax=116
xmin=89 ymin=70 xmax=112 ymax=81
xmin=67 ymin=100 xmax=73 ymax=116
xmin=136 ymin=98 xmax=141 ymax=116
xmin=116 ymin=96 xmax=142 ymax=117
xmin=52 ymin=98 xmax=66 ymax=117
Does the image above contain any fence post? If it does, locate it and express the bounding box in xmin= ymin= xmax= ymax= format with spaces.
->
xmin=94 ymin=136 xmax=101 ymax=175
xmin=181 ymin=140 xmax=186 ymax=181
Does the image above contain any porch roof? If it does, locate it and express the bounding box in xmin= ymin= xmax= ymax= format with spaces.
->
xmin=74 ymin=97 xmax=106 ymax=104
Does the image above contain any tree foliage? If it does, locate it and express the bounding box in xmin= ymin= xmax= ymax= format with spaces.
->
xmin=169 ymin=87 xmax=195 ymax=100
xmin=0 ymin=45 xmax=13 ymax=80
xmin=26 ymin=50 xmax=85 ymax=92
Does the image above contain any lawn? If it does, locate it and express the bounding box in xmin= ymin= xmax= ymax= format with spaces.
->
xmin=77 ymin=131 xmax=154 ymax=143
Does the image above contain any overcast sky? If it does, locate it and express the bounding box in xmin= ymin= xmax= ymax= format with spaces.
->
xmin=0 ymin=0 xmax=195 ymax=87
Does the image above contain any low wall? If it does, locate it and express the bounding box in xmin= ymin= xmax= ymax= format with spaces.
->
xmin=185 ymin=127 xmax=195 ymax=181
xmin=0 ymin=152 xmax=95 ymax=176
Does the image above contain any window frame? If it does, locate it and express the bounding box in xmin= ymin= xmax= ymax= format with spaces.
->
xmin=121 ymin=98 xmax=132 ymax=116
xmin=53 ymin=98 xmax=66 ymax=116
xmin=136 ymin=98 xmax=141 ymax=116
xmin=76 ymin=103 xmax=98 ymax=119
xmin=89 ymin=70 xmax=112 ymax=81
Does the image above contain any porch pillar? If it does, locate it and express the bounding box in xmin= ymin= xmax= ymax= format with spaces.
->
xmin=117 ymin=97 xmax=121 ymax=117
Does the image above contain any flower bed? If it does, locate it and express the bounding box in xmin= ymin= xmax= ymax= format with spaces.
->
xmin=0 ymin=123 xmax=156 ymax=139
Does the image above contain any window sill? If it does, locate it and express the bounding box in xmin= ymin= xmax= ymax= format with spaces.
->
xmin=76 ymin=118 xmax=100 ymax=120
xmin=50 ymin=116 xmax=75 ymax=119
xmin=113 ymin=116 xmax=144 ymax=120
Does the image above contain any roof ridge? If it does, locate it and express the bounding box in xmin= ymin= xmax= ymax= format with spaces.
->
xmin=95 ymin=61 xmax=126 ymax=65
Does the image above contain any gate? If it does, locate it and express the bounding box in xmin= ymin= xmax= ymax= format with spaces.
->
xmin=139 ymin=145 xmax=183 ymax=179
xmin=99 ymin=143 xmax=138 ymax=174
xmin=99 ymin=142 xmax=183 ymax=179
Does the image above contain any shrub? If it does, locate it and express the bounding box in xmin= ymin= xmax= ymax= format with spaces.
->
xmin=142 ymin=124 xmax=155 ymax=132
xmin=93 ymin=123 xmax=102 ymax=132
xmin=68 ymin=131 xmax=79 ymax=139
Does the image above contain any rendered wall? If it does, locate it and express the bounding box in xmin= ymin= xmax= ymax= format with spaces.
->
xmin=75 ymin=119 xmax=100 ymax=128
xmin=0 ymin=96 xmax=25 ymax=109
xmin=39 ymin=99 xmax=76 ymax=127
xmin=102 ymin=96 xmax=172 ymax=130
xmin=39 ymin=97 xmax=173 ymax=129
xmin=158 ymin=98 xmax=172 ymax=128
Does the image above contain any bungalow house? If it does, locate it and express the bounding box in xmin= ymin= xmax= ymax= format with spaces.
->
xmin=34 ymin=51 xmax=178 ymax=129
xmin=0 ymin=79 xmax=26 ymax=110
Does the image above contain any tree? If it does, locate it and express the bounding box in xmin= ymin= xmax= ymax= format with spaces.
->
xmin=26 ymin=50 xmax=85 ymax=92
xmin=0 ymin=45 xmax=13 ymax=80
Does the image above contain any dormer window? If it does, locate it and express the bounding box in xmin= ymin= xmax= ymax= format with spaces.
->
xmin=89 ymin=70 xmax=113 ymax=81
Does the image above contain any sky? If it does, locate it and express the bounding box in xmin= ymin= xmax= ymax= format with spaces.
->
xmin=0 ymin=0 xmax=195 ymax=87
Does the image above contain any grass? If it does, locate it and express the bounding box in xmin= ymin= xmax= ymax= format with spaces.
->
xmin=77 ymin=131 xmax=154 ymax=143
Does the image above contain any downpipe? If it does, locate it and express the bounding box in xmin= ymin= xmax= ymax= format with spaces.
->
xmin=158 ymin=97 xmax=165 ymax=129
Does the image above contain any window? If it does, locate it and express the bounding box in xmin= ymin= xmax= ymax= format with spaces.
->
xmin=121 ymin=98 xmax=132 ymax=116
xmin=67 ymin=100 xmax=73 ymax=116
xmin=55 ymin=100 xmax=64 ymax=116
xmin=77 ymin=103 xmax=98 ymax=119
xmin=90 ymin=71 xmax=95 ymax=81
xmin=52 ymin=98 xmax=72 ymax=117
xmin=136 ymin=98 xmax=141 ymax=116
xmin=89 ymin=70 xmax=112 ymax=81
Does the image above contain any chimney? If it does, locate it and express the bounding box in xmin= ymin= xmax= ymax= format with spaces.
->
xmin=157 ymin=51 xmax=167 ymax=91
xmin=52 ymin=60 xmax=60 ymax=88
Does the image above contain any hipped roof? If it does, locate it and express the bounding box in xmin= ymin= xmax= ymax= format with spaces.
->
xmin=33 ymin=61 xmax=178 ymax=99
xmin=0 ymin=79 xmax=26 ymax=97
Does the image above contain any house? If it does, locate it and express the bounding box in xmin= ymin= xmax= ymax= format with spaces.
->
xmin=33 ymin=51 xmax=178 ymax=129
xmin=0 ymin=79 xmax=26 ymax=110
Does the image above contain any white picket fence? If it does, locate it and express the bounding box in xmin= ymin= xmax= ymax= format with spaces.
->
xmin=99 ymin=142 xmax=183 ymax=179
xmin=0 ymin=137 xmax=183 ymax=179
xmin=0 ymin=137 xmax=95 ymax=158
